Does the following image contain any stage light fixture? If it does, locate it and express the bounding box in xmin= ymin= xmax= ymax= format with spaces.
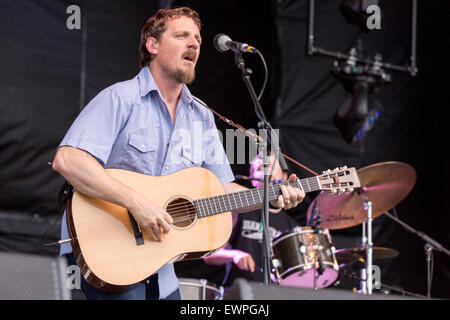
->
xmin=333 ymin=50 xmax=390 ymax=143
xmin=307 ymin=0 xmax=418 ymax=143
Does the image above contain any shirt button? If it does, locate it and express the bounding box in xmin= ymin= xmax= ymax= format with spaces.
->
xmin=141 ymin=145 xmax=145 ymax=149
xmin=165 ymin=166 xmax=169 ymax=171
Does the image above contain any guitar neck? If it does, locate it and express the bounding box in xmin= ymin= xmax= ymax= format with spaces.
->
xmin=194 ymin=176 xmax=321 ymax=218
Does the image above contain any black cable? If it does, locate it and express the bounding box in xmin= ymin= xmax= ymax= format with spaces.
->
xmin=39 ymin=212 xmax=64 ymax=246
xmin=253 ymin=48 xmax=291 ymax=175
xmin=40 ymin=178 xmax=73 ymax=246
xmin=254 ymin=48 xmax=268 ymax=102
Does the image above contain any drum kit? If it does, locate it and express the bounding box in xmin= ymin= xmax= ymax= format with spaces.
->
xmin=272 ymin=161 xmax=416 ymax=294
xmin=179 ymin=161 xmax=418 ymax=300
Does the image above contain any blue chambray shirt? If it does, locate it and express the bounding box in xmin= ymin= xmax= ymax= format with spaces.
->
xmin=58 ymin=66 xmax=235 ymax=298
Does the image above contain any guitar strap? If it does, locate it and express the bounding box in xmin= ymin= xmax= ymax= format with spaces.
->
xmin=193 ymin=97 xmax=319 ymax=176
xmin=58 ymin=180 xmax=74 ymax=216
xmin=39 ymin=180 xmax=74 ymax=246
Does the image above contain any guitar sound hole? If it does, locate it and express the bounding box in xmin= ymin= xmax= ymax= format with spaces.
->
xmin=166 ymin=198 xmax=196 ymax=228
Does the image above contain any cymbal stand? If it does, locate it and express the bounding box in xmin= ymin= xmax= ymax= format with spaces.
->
xmin=360 ymin=220 xmax=367 ymax=294
xmin=384 ymin=210 xmax=450 ymax=298
xmin=365 ymin=197 xmax=374 ymax=295
xmin=359 ymin=195 xmax=373 ymax=295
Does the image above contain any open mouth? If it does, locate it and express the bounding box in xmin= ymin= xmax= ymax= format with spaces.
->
xmin=183 ymin=54 xmax=195 ymax=64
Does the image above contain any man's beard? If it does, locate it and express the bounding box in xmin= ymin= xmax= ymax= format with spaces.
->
xmin=163 ymin=64 xmax=196 ymax=85
xmin=173 ymin=68 xmax=196 ymax=84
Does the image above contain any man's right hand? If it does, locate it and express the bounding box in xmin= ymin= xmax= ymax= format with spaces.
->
xmin=128 ymin=192 xmax=173 ymax=242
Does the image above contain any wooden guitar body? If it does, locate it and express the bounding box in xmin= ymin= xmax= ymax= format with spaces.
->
xmin=67 ymin=167 xmax=232 ymax=292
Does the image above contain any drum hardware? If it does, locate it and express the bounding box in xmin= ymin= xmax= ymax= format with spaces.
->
xmin=178 ymin=278 xmax=224 ymax=300
xmin=308 ymin=196 xmax=325 ymax=290
xmin=383 ymin=210 xmax=450 ymax=298
xmin=359 ymin=194 xmax=373 ymax=294
xmin=339 ymin=267 xmax=427 ymax=299
xmin=313 ymin=253 xmax=324 ymax=290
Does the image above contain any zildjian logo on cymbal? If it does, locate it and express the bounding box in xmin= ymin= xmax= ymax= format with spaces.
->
xmin=327 ymin=212 xmax=354 ymax=221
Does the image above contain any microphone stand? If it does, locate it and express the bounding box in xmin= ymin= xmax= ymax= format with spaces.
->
xmin=233 ymin=51 xmax=272 ymax=285
xmin=384 ymin=211 xmax=450 ymax=298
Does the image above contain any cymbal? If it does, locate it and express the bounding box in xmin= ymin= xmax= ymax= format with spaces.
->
xmin=307 ymin=161 xmax=416 ymax=230
xmin=336 ymin=247 xmax=399 ymax=265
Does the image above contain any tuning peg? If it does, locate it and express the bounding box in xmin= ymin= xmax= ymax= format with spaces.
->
xmin=329 ymin=189 xmax=337 ymax=195
xmin=347 ymin=187 xmax=354 ymax=193
xmin=340 ymin=165 xmax=348 ymax=170
xmin=339 ymin=188 xmax=346 ymax=194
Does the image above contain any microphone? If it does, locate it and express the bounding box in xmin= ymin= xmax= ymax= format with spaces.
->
xmin=213 ymin=33 xmax=256 ymax=54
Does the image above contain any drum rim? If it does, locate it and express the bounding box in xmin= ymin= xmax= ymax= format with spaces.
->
xmin=272 ymin=229 xmax=315 ymax=246
xmin=271 ymin=227 xmax=331 ymax=247
xmin=178 ymin=280 xmax=223 ymax=293
xmin=278 ymin=263 xmax=340 ymax=283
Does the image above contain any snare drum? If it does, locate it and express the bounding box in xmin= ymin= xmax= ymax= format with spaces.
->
xmin=178 ymin=278 xmax=224 ymax=300
xmin=271 ymin=226 xmax=339 ymax=289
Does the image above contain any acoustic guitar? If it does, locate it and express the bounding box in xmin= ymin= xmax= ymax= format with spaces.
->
xmin=66 ymin=166 xmax=360 ymax=292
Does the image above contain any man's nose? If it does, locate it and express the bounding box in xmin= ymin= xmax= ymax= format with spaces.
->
xmin=187 ymin=36 xmax=200 ymax=49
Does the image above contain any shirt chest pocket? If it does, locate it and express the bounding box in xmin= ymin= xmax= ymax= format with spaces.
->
xmin=125 ymin=132 xmax=158 ymax=174
xmin=180 ymin=145 xmax=202 ymax=167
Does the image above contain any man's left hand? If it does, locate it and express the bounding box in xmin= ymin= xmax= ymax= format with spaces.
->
xmin=269 ymin=173 xmax=305 ymax=213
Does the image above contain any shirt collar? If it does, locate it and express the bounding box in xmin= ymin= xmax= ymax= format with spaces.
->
xmin=138 ymin=66 xmax=194 ymax=109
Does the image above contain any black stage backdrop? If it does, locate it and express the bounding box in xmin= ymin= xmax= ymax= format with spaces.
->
xmin=0 ymin=0 xmax=448 ymax=298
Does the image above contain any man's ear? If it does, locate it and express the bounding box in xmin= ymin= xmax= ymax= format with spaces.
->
xmin=145 ymin=37 xmax=158 ymax=55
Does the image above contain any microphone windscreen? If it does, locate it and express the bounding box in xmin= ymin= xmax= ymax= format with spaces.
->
xmin=213 ymin=33 xmax=231 ymax=52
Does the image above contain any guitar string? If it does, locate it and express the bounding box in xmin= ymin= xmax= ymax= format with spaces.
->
xmin=166 ymin=193 xmax=326 ymax=219
xmin=163 ymin=182 xmax=320 ymax=219
xmin=162 ymin=180 xmax=320 ymax=219
xmin=136 ymin=176 xmax=349 ymax=225
xmin=139 ymin=180 xmax=346 ymax=225
xmin=163 ymin=180 xmax=318 ymax=212
xmin=167 ymin=195 xmax=311 ymax=221
xmin=164 ymin=179 xmax=346 ymax=222
xmin=141 ymin=174 xmax=346 ymax=218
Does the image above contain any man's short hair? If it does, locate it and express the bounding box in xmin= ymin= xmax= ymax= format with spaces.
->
xmin=139 ymin=7 xmax=201 ymax=68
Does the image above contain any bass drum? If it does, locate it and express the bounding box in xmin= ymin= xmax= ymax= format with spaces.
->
xmin=178 ymin=278 xmax=224 ymax=300
xmin=271 ymin=226 xmax=339 ymax=289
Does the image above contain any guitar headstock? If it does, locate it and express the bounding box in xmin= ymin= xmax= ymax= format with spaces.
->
xmin=318 ymin=166 xmax=361 ymax=195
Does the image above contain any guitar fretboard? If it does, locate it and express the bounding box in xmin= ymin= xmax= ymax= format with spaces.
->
xmin=194 ymin=176 xmax=321 ymax=218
